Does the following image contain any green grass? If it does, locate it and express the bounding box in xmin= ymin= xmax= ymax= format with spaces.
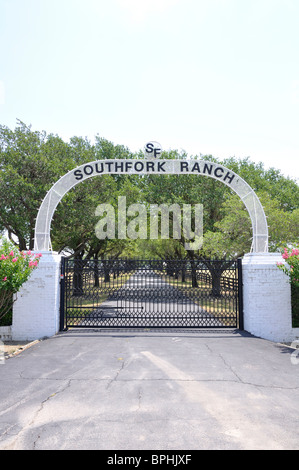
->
xmin=160 ymin=271 xmax=238 ymax=317
xmin=66 ymin=272 xmax=134 ymax=319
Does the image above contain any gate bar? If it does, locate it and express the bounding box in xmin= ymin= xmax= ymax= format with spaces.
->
xmin=237 ymin=258 xmax=244 ymax=330
xmin=59 ymin=257 xmax=67 ymax=331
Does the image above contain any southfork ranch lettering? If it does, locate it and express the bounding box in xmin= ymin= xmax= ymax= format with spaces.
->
xmin=73 ymin=159 xmax=236 ymax=185
xmin=34 ymin=159 xmax=269 ymax=253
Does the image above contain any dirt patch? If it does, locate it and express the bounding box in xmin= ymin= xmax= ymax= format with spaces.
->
xmin=2 ymin=340 xmax=40 ymax=358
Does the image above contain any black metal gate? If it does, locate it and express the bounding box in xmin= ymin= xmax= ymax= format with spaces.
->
xmin=60 ymin=258 xmax=243 ymax=330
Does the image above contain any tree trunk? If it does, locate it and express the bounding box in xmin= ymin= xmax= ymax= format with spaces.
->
xmin=103 ymin=260 xmax=110 ymax=283
xmin=201 ymin=260 xmax=234 ymax=298
xmin=211 ymin=271 xmax=222 ymax=297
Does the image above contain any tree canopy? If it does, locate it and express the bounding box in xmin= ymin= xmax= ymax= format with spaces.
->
xmin=1 ymin=120 xmax=298 ymax=260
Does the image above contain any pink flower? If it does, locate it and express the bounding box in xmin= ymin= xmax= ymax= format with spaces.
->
xmin=27 ymin=250 xmax=32 ymax=255
xmin=277 ymin=262 xmax=283 ymax=266
xmin=12 ymin=258 xmax=18 ymax=263
xmin=9 ymin=251 xmax=14 ymax=256
xmin=29 ymin=260 xmax=38 ymax=267
xmin=0 ymin=254 xmax=6 ymax=260
xmin=2 ymin=276 xmax=7 ymax=281
xmin=282 ymin=248 xmax=289 ymax=259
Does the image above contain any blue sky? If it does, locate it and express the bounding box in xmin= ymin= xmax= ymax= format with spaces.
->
xmin=1 ymin=0 xmax=298 ymax=180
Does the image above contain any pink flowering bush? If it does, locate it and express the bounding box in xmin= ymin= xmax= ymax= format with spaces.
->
xmin=0 ymin=237 xmax=42 ymax=322
xmin=277 ymin=247 xmax=299 ymax=288
xmin=277 ymin=247 xmax=299 ymax=327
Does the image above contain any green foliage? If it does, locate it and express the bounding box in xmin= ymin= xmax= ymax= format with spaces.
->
xmin=0 ymin=120 xmax=74 ymax=249
xmin=0 ymin=237 xmax=41 ymax=320
xmin=223 ymin=156 xmax=299 ymax=212
xmin=277 ymin=247 xmax=299 ymax=327
xmin=212 ymin=190 xmax=299 ymax=257
xmin=277 ymin=247 xmax=299 ymax=288
xmin=0 ymin=121 xmax=298 ymax=262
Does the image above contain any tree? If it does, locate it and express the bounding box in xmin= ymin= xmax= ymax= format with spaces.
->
xmin=0 ymin=122 xmax=139 ymax=259
xmin=0 ymin=120 xmax=74 ymax=250
xmin=1 ymin=121 xmax=298 ymax=275
xmin=140 ymin=154 xmax=299 ymax=294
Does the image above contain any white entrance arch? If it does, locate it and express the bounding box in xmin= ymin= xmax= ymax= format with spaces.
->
xmin=33 ymin=159 xmax=268 ymax=253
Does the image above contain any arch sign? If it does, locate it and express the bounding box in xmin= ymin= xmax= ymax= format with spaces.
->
xmin=34 ymin=151 xmax=269 ymax=253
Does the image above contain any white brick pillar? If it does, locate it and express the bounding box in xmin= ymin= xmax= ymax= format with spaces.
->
xmin=242 ymin=252 xmax=294 ymax=342
xmin=12 ymin=252 xmax=61 ymax=341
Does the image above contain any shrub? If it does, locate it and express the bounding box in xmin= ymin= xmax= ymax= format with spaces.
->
xmin=0 ymin=237 xmax=42 ymax=322
xmin=277 ymin=247 xmax=299 ymax=287
xmin=277 ymin=247 xmax=299 ymax=327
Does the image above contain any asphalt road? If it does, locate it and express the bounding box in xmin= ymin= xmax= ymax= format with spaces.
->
xmin=0 ymin=328 xmax=299 ymax=450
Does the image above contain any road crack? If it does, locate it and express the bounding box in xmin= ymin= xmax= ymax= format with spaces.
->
xmin=106 ymin=360 xmax=125 ymax=389
xmin=1 ymin=380 xmax=72 ymax=450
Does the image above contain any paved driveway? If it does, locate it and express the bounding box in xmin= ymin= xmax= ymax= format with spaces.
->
xmin=0 ymin=329 xmax=298 ymax=450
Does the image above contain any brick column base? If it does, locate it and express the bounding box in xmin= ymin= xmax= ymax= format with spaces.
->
xmin=12 ymin=252 xmax=61 ymax=341
xmin=242 ymin=252 xmax=299 ymax=343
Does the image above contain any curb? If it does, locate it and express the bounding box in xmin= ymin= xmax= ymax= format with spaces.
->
xmin=4 ymin=340 xmax=40 ymax=359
